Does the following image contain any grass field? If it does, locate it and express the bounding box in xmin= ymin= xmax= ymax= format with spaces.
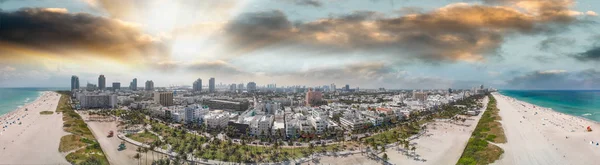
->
xmin=56 ymin=91 xmax=109 ymax=165
xmin=457 ymin=94 xmax=506 ymax=165
xmin=59 ymin=135 xmax=87 ymax=152
xmin=126 ymin=131 xmax=159 ymax=143
xmin=40 ymin=111 xmax=54 ymax=115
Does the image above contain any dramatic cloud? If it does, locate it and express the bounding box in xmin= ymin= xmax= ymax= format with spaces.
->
xmin=507 ymin=69 xmax=600 ymax=89
xmin=265 ymin=62 xmax=468 ymax=89
xmin=223 ymin=0 xmax=583 ymax=62
xmin=572 ymin=47 xmax=600 ymax=62
xmin=537 ymin=37 xmax=575 ymax=52
xmin=0 ymin=8 xmax=168 ymax=61
xmin=152 ymin=60 xmax=247 ymax=76
xmin=287 ymin=0 xmax=322 ymax=7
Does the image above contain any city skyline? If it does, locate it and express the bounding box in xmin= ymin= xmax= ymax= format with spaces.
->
xmin=1 ymin=0 xmax=600 ymax=89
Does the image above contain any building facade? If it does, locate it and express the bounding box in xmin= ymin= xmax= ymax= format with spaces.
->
xmin=112 ymin=82 xmax=120 ymax=91
xmin=193 ymin=78 xmax=202 ymax=92
xmin=71 ymin=75 xmax=79 ymax=91
xmin=130 ymin=78 xmax=137 ymax=91
xmin=247 ymin=82 xmax=257 ymax=92
xmin=77 ymin=94 xmax=117 ymax=109
xmin=145 ymin=80 xmax=154 ymax=91
xmin=209 ymin=78 xmax=215 ymax=93
xmin=98 ymin=75 xmax=106 ymax=90
xmin=154 ymin=91 xmax=174 ymax=106
xmin=305 ymin=88 xmax=323 ymax=107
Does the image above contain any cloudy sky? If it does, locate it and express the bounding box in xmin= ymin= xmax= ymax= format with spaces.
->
xmin=0 ymin=0 xmax=599 ymax=89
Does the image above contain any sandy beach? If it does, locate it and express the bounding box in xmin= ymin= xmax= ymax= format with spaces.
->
xmin=492 ymin=92 xmax=600 ymax=165
xmin=0 ymin=91 xmax=69 ymax=164
xmin=378 ymin=96 xmax=489 ymax=165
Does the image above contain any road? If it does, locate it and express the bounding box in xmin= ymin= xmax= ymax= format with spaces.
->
xmin=86 ymin=120 xmax=164 ymax=165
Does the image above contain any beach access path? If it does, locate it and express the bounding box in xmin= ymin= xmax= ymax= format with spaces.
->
xmin=492 ymin=93 xmax=600 ymax=165
xmin=0 ymin=92 xmax=69 ymax=164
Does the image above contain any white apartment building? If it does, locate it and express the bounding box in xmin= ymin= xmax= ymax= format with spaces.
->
xmin=204 ymin=110 xmax=229 ymax=129
xmin=308 ymin=116 xmax=327 ymax=134
xmin=77 ymin=94 xmax=118 ymax=109
xmin=184 ymin=104 xmax=209 ymax=124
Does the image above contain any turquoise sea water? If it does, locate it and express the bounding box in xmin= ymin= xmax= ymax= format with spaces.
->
xmin=500 ymin=90 xmax=600 ymax=122
xmin=0 ymin=88 xmax=68 ymax=116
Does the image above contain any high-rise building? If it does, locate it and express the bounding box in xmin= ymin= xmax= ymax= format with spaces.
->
xmin=247 ymin=82 xmax=257 ymax=92
xmin=76 ymin=94 xmax=117 ymax=109
xmin=230 ymin=83 xmax=237 ymax=92
xmin=237 ymin=83 xmax=244 ymax=91
xmin=209 ymin=78 xmax=215 ymax=93
xmin=193 ymin=78 xmax=202 ymax=92
xmin=130 ymin=78 xmax=137 ymax=91
xmin=145 ymin=80 xmax=154 ymax=91
xmin=330 ymin=83 xmax=336 ymax=92
xmin=86 ymin=83 xmax=97 ymax=91
xmin=112 ymin=82 xmax=121 ymax=91
xmin=71 ymin=76 xmax=79 ymax=91
xmin=345 ymin=84 xmax=350 ymax=91
xmin=98 ymin=75 xmax=106 ymax=90
xmin=305 ymin=88 xmax=323 ymax=107
xmin=154 ymin=91 xmax=174 ymax=106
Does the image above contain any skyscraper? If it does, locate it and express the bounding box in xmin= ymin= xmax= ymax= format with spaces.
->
xmin=145 ymin=80 xmax=154 ymax=91
xmin=71 ymin=75 xmax=79 ymax=91
xmin=98 ymin=75 xmax=106 ymax=90
xmin=130 ymin=78 xmax=137 ymax=91
xmin=209 ymin=78 xmax=215 ymax=93
xmin=330 ymin=83 xmax=336 ymax=92
xmin=247 ymin=82 xmax=257 ymax=92
xmin=230 ymin=83 xmax=237 ymax=92
xmin=112 ymin=82 xmax=120 ymax=91
xmin=345 ymin=84 xmax=350 ymax=91
xmin=238 ymin=83 xmax=244 ymax=91
xmin=193 ymin=78 xmax=202 ymax=92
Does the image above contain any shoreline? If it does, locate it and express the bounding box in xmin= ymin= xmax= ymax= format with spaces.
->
xmin=494 ymin=92 xmax=600 ymax=126
xmin=492 ymin=92 xmax=600 ymax=165
xmin=0 ymin=90 xmax=44 ymax=117
xmin=497 ymin=90 xmax=600 ymax=124
xmin=0 ymin=91 xmax=69 ymax=164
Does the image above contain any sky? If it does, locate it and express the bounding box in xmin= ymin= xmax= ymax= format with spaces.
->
xmin=0 ymin=0 xmax=599 ymax=89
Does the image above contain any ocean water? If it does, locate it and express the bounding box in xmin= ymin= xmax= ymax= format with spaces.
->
xmin=500 ymin=90 xmax=600 ymax=122
xmin=0 ymin=88 xmax=68 ymax=116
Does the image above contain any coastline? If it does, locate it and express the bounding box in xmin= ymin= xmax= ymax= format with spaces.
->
xmin=491 ymin=92 xmax=600 ymax=165
xmin=498 ymin=90 xmax=600 ymax=123
xmin=0 ymin=88 xmax=67 ymax=116
xmin=0 ymin=91 xmax=69 ymax=164
xmin=0 ymin=90 xmax=45 ymax=120
xmin=495 ymin=92 xmax=600 ymax=125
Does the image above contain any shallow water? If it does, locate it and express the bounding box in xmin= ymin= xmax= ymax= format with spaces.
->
xmin=500 ymin=90 xmax=600 ymax=122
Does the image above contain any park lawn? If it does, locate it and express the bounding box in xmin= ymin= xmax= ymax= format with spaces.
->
xmin=40 ymin=111 xmax=54 ymax=115
xmin=127 ymin=131 xmax=159 ymax=143
xmin=59 ymin=135 xmax=87 ymax=152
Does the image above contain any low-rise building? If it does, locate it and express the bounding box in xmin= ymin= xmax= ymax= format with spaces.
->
xmin=204 ymin=110 xmax=229 ymax=129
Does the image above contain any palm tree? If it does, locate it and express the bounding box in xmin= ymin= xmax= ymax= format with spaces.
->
xmin=135 ymin=147 xmax=143 ymax=165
